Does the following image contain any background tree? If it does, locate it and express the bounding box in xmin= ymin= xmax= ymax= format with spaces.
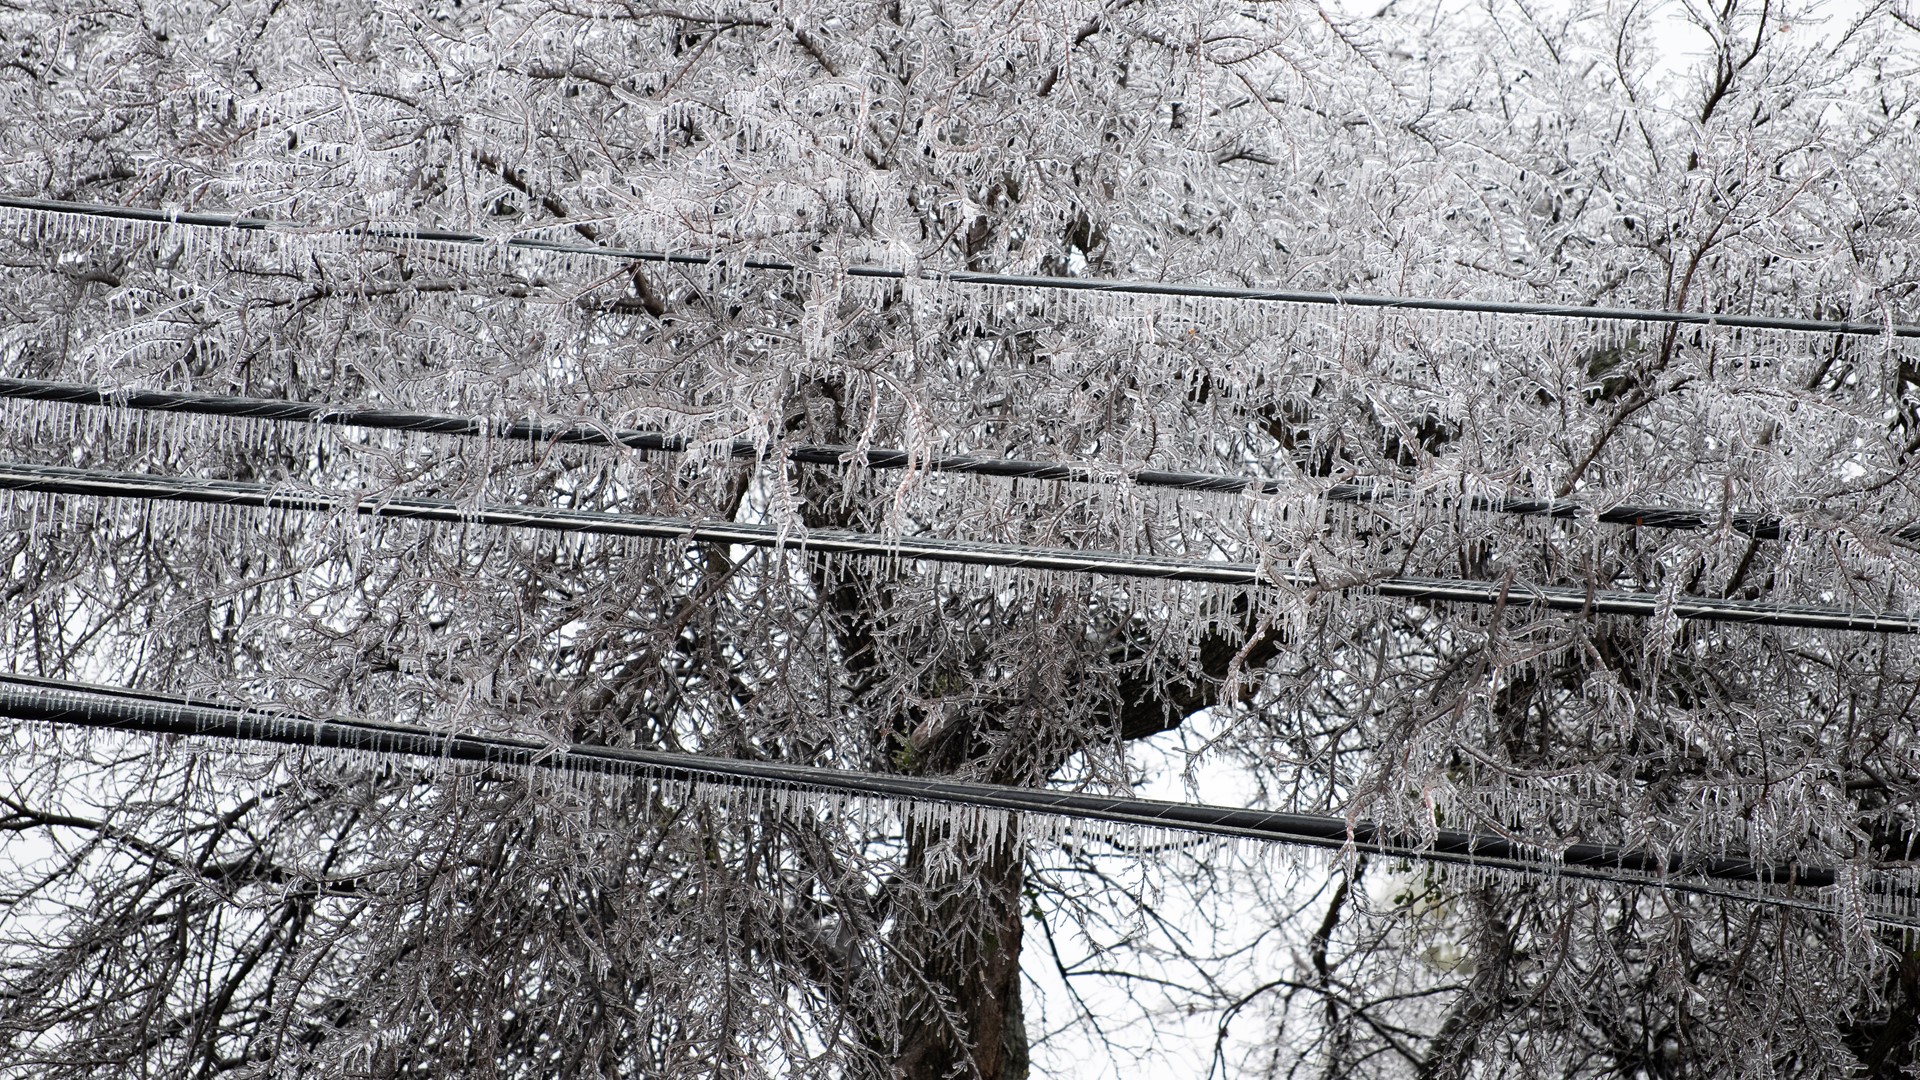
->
xmin=1 ymin=0 xmax=1919 ymax=1076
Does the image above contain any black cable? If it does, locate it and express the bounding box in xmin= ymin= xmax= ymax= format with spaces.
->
xmin=0 ymin=376 xmax=1806 ymax=540
xmin=1 ymin=459 xmax=1914 ymax=633
xmin=0 ymin=673 xmax=1843 ymax=893
xmin=4 ymin=194 xmax=1914 ymax=339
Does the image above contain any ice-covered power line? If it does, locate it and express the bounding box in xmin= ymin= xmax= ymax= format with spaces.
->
xmin=0 ymin=672 xmax=1848 ymax=897
xmin=2 ymin=459 xmax=1915 ymax=633
xmin=3 ymin=194 xmax=1914 ymax=338
xmin=0 ymin=376 xmax=1808 ymax=540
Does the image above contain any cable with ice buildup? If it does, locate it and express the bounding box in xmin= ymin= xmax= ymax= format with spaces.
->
xmin=0 ymin=460 xmax=1912 ymax=633
xmin=1 ymin=194 xmax=1913 ymax=338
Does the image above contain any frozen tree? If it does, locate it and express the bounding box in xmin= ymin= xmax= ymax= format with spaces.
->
xmin=0 ymin=0 xmax=1919 ymax=1076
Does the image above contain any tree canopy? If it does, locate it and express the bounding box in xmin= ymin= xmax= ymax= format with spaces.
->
xmin=2 ymin=0 xmax=1920 ymax=1075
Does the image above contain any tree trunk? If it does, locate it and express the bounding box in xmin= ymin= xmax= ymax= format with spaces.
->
xmin=884 ymin=827 xmax=1029 ymax=1080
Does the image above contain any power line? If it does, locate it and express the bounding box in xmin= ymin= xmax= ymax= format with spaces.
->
xmin=2 ymin=459 xmax=1914 ymax=633
xmin=0 ymin=376 xmax=1806 ymax=540
xmin=0 ymin=672 xmax=1847 ymax=897
xmin=4 ymin=194 xmax=1914 ymax=339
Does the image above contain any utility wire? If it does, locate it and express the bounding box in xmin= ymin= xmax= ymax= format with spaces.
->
xmin=0 ymin=376 xmax=1809 ymax=540
xmin=0 ymin=672 xmax=1848 ymax=897
xmin=1 ymin=459 xmax=1914 ymax=633
xmin=3 ymin=194 xmax=1914 ymax=339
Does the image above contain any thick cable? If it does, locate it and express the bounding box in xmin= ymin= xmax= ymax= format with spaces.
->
xmin=0 ymin=673 xmax=1843 ymax=894
xmin=0 ymin=376 xmax=1805 ymax=540
xmin=2 ymin=195 xmax=1913 ymax=338
xmin=1 ymin=460 xmax=1915 ymax=633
